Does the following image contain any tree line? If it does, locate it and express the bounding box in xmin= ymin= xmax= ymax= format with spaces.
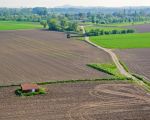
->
xmin=1 ymin=7 xmax=150 ymax=24
xmin=86 ymin=29 xmax=135 ymax=36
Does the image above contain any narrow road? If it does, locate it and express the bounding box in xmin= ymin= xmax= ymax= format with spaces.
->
xmin=80 ymin=26 xmax=136 ymax=79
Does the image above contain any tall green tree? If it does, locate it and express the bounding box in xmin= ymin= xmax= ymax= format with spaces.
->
xmin=47 ymin=18 xmax=59 ymax=31
xmin=68 ymin=22 xmax=78 ymax=31
xmin=40 ymin=20 xmax=47 ymax=28
xmin=60 ymin=19 xmax=67 ymax=31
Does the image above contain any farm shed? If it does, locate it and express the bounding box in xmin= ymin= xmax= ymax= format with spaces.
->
xmin=21 ymin=83 xmax=39 ymax=93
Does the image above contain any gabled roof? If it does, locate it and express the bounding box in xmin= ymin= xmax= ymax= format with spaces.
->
xmin=21 ymin=83 xmax=39 ymax=91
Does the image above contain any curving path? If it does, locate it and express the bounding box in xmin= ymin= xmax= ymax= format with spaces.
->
xmin=80 ymin=26 xmax=136 ymax=79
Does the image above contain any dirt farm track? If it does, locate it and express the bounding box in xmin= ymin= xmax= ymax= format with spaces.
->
xmin=0 ymin=81 xmax=150 ymax=120
xmin=0 ymin=30 xmax=112 ymax=85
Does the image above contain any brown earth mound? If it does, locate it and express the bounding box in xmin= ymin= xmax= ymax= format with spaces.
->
xmin=0 ymin=81 xmax=150 ymax=120
xmin=0 ymin=30 xmax=112 ymax=85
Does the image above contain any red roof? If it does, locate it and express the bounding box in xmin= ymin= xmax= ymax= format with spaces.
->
xmin=21 ymin=83 xmax=39 ymax=91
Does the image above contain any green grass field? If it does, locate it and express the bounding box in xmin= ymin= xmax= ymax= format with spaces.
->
xmin=90 ymin=33 xmax=150 ymax=49
xmin=0 ymin=21 xmax=42 ymax=30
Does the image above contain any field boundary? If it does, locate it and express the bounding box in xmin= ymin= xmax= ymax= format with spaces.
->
xmin=0 ymin=78 xmax=129 ymax=88
xmin=1 ymin=77 xmax=150 ymax=92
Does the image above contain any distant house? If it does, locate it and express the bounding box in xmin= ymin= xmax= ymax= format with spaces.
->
xmin=21 ymin=83 xmax=39 ymax=93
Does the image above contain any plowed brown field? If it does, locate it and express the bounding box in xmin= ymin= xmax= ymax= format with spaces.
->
xmin=115 ymin=48 xmax=150 ymax=80
xmin=0 ymin=30 xmax=112 ymax=85
xmin=0 ymin=81 xmax=150 ymax=120
xmin=124 ymin=24 xmax=150 ymax=33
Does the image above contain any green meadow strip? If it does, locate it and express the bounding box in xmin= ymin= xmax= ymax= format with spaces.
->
xmin=0 ymin=78 xmax=129 ymax=88
xmin=87 ymin=63 xmax=126 ymax=78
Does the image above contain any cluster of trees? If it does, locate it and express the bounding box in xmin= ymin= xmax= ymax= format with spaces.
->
xmin=40 ymin=19 xmax=78 ymax=32
xmin=86 ymin=29 xmax=135 ymax=36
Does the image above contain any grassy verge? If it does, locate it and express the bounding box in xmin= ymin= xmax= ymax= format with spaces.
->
xmin=132 ymin=74 xmax=150 ymax=90
xmin=37 ymin=78 xmax=129 ymax=85
xmin=130 ymin=79 xmax=150 ymax=92
xmin=119 ymin=60 xmax=129 ymax=72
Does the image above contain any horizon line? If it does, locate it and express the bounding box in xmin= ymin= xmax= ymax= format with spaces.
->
xmin=1 ymin=5 xmax=150 ymax=9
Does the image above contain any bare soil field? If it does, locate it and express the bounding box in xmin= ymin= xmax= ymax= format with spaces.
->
xmin=0 ymin=30 xmax=112 ymax=85
xmin=124 ymin=24 xmax=150 ymax=33
xmin=0 ymin=81 xmax=150 ymax=120
xmin=115 ymin=48 xmax=150 ymax=80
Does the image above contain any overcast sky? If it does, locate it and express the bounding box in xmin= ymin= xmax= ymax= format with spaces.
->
xmin=0 ymin=0 xmax=150 ymax=8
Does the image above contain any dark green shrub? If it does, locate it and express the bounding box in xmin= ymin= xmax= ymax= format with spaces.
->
xmin=127 ymin=29 xmax=135 ymax=33
xmin=112 ymin=30 xmax=119 ymax=34
xmin=121 ymin=30 xmax=127 ymax=34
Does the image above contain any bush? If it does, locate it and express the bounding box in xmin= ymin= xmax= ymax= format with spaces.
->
xmin=104 ymin=31 xmax=110 ymax=35
xmin=127 ymin=29 xmax=135 ymax=33
xmin=112 ymin=30 xmax=119 ymax=34
xmin=121 ymin=30 xmax=127 ymax=34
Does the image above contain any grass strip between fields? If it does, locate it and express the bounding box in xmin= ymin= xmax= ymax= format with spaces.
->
xmin=1 ymin=78 xmax=150 ymax=92
xmin=0 ymin=78 xmax=130 ymax=88
xmin=87 ymin=63 xmax=126 ymax=78
xmin=131 ymin=74 xmax=150 ymax=92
